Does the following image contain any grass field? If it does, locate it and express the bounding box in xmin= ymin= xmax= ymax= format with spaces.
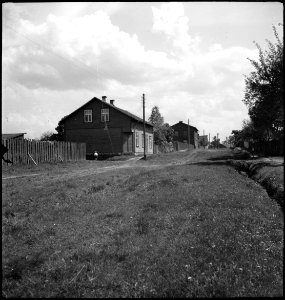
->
xmin=2 ymin=149 xmax=283 ymax=297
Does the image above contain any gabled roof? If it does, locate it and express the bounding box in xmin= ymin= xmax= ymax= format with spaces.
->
xmin=171 ymin=121 xmax=198 ymax=132
xmin=2 ymin=133 xmax=26 ymax=139
xmin=60 ymin=97 xmax=153 ymax=127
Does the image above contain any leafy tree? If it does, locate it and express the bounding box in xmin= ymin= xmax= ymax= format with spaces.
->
xmin=148 ymin=106 xmax=164 ymax=127
xmin=243 ymin=25 xmax=283 ymax=141
xmin=148 ymin=106 xmax=174 ymax=145
xmin=199 ymin=136 xmax=208 ymax=148
xmin=54 ymin=115 xmax=67 ymax=141
xmin=210 ymin=136 xmax=220 ymax=148
xmin=228 ymin=130 xmax=243 ymax=148
xmin=40 ymin=131 xmax=57 ymax=141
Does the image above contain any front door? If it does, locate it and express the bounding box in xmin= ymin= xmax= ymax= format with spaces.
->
xmin=123 ymin=133 xmax=133 ymax=153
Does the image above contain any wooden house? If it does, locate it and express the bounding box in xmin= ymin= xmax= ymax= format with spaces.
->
xmin=59 ymin=96 xmax=154 ymax=156
xmin=171 ymin=121 xmax=199 ymax=148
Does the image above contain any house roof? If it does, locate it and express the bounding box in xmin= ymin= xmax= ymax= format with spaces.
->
xmin=2 ymin=133 xmax=26 ymax=139
xmin=60 ymin=97 xmax=153 ymax=127
xmin=171 ymin=121 xmax=198 ymax=132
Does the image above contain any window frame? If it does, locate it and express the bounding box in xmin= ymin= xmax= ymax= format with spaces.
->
xmin=149 ymin=136 xmax=152 ymax=149
xmin=84 ymin=109 xmax=92 ymax=123
xmin=101 ymin=108 xmax=109 ymax=122
xmin=142 ymin=133 xmax=144 ymax=148
xmin=135 ymin=132 xmax=139 ymax=147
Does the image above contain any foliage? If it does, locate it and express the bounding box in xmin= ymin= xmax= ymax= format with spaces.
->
xmin=40 ymin=131 xmax=58 ymax=141
xmin=229 ymin=119 xmax=270 ymax=148
xmin=228 ymin=130 xmax=243 ymax=148
xmin=148 ymin=106 xmax=174 ymax=145
xmin=243 ymin=25 xmax=283 ymax=141
xmin=55 ymin=115 xmax=68 ymax=141
xmin=199 ymin=136 xmax=208 ymax=148
xmin=210 ymin=136 xmax=221 ymax=148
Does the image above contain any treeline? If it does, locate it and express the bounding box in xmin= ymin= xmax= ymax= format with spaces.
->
xmin=229 ymin=24 xmax=283 ymax=153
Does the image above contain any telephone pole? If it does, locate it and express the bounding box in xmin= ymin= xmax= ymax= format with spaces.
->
xmin=143 ymin=93 xmax=146 ymax=160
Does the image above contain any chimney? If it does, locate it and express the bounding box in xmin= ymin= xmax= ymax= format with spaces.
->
xmin=179 ymin=121 xmax=183 ymax=123
xmin=110 ymin=100 xmax=115 ymax=106
xmin=102 ymin=96 xmax=107 ymax=102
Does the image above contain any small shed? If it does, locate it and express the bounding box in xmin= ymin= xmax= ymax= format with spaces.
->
xmin=2 ymin=133 xmax=27 ymax=140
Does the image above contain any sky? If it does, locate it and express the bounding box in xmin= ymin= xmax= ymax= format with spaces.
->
xmin=2 ymin=2 xmax=283 ymax=141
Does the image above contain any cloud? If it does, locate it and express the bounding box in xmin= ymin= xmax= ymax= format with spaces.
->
xmin=2 ymin=2 xmax=266 ymax=141
xmin=152 ymin=2 xmax=201 ymax=55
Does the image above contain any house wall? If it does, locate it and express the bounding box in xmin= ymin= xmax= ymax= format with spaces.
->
xmin=65 ymin=128 xmax=122 ymax=154
xmin=63 ymin=101 xmax=131 ymax=154
xmin=172 ymin=123 xmax=199 ymax=148
xmin=132 ymin=122 xmax=154 ymax=154
xmin=62 ymin=99 xmax=154 ymax=155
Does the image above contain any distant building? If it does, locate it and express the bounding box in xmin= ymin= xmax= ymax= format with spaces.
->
xmin=59 ymin=96 xmax=154 ymax=155
xmin=2 ymin=133 xmax=26 ymax=140
xmin=171 ymin=121 xmax=199 ymax=148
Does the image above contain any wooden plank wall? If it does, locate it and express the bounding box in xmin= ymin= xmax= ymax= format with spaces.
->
xmin=2 ymin=139 xmax=86 ymax=166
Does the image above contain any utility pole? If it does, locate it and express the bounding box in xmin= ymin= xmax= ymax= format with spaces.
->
xmin=143 ymin=93 xmax=146 ymax=160
xmin=209 ymin=133 xmax=210 ymax=148
xmin=188 ymin=119 xmax=190 ymax=150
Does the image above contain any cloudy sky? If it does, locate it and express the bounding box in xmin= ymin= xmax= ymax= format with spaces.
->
xmin=2 ymin=2 xmax=283 ymax=141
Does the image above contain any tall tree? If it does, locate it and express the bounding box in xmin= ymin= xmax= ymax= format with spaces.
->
xmin=243 ymin=25 xmax=283 ymax=141
xmin=148 ymin=106 xmax=173 ymax=145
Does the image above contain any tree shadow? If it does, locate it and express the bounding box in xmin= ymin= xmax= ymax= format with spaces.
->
xmin=207 ymin=155 xmax=235 ymax=161
xmin=187 ymin=161 xmax=231 ymax=167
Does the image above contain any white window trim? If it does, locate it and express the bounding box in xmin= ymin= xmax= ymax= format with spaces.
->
xmin=101 ymin=108 xmax=109 ymax=122
xmin=136 ymin=132 xmax=139 ymax=147
xmin=84 ymin=109 xmax=92 ymax=123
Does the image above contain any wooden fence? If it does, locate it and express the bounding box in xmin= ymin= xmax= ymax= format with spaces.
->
xmin=154 ymin=141 xmax=195 ymax=154
xmin=2 ymin=139 xmax=86 ymax=166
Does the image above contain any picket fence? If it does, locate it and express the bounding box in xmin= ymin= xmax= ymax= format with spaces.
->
xmin=2 ymin=139 xmax=86 ymax=165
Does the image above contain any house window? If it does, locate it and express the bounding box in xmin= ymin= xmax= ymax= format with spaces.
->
xmin=136 ymin=132 xmax=139 ymax=147
xmin=146 ymin=135 xmax=148 ymax=150
xmin=84 ymin=110 xmax=92 ymax=122
xmin=142 ymin=133 xmax=144 ymax=148
xmin=174 ymin=131 xmax=179 ymax=136
xmin=149 ymin=136 xmax=152 ymax=149
xmin=101 ymin=109 xmax=109 ymax=122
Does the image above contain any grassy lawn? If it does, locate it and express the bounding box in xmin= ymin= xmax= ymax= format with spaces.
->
xmin=2 ymin=149 xmax=283 ymax=297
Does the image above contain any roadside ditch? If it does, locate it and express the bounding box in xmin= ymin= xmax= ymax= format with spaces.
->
xmin=228 ymin=158 xmax=284 ymax=209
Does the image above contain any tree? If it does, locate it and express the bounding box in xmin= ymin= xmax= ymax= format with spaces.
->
xmin=199 ymin=136 xmax=208 ymax=148
xmin=243 ymin=24 xmax=283 ymax=141
xmin=228 ymin=130 xmax=243 ymax=148
xmin=40 ymin=131 xmax=57 ymax=141
xmin=148 ymin=106 xmax=174 ymax=145
xmin=54 ymin=115 xmax=67 ymax=141
xmin=210 ymin=136 xmax=220 ymax=148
